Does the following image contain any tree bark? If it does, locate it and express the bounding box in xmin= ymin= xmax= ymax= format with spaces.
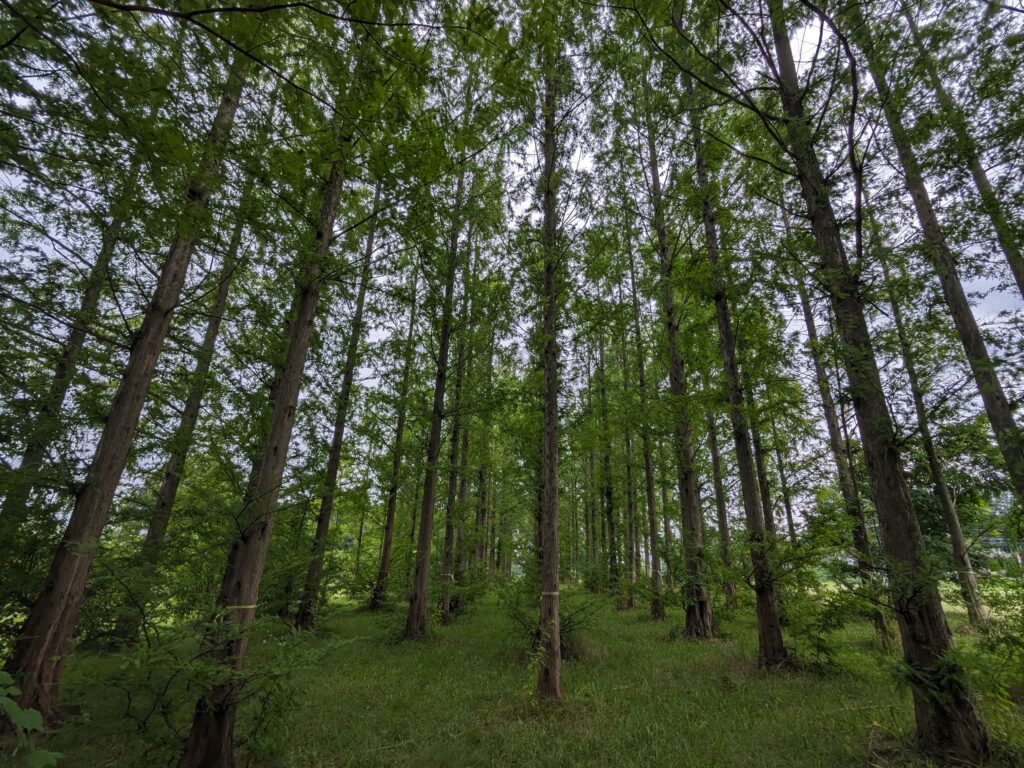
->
xmin=749 ymin=413 xmax=776 ymax=536
xmin=5 ymin=50 xmax=252 ymax=722
xmin=472 ymin=331 xmax=494 ymax=571
xmin=620 ymin=330 xmax=638 ymax=609
xmin=295 ymin=188 xmax=379 ymax=630
xmin=769 ymin=0 xmax=987 ymax=757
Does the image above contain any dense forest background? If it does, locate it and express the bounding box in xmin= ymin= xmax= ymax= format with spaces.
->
xmin=1 ymin=0 xmax=1023 ymax=766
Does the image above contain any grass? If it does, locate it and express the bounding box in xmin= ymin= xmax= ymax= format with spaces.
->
xmin=9 ymin=588 xmax=1024 ymax=768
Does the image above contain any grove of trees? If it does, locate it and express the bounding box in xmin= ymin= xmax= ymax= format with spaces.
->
xmin=1 ymin=0 xmax=1022 ymax=765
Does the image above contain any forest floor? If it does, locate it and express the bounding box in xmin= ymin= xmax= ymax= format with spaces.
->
xmin=11 ymin=587 xmax=1024 ymax=768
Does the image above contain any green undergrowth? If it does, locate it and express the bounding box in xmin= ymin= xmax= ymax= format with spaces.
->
xmin=9 ymin=589 xmax=1024 ymax=768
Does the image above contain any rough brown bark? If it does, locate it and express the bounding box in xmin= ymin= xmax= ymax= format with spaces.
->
xmin=175 ymin=153 xmax=345 ymax=768
xmin=369 ymin=269 xmax=419 ymax=609
xmin=643 ymin=91 xmax=714 ymax=639
xmin=847 ymin=3 xmax=1024 ymax=504
xmin=770 ymin=0 xmax=987 ymax=757
xmin=294 ymin=190 xmax=378 ymax=630
xmin=4 ymin=51 xmax=252 ymax=722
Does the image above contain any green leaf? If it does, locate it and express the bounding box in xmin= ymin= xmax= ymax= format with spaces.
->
xmin=1 ymin=697 xmax=44 ymax=733
xmin=26 ymin=751 xmax=63 ymax=768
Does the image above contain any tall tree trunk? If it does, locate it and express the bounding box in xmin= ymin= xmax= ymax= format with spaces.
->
xmin=369 ymin=269 xmax=419 ymax=609
xmin=5 ymin=51 xmax=252 ymax=721
xmin=769 ymin=0 xmax=987 ymax=757
xmin=898 ymin=1 xmax=1024 ymax=300
xmin=295 ymin=189 xmax=379 ymax=630
xmin=536 ymin=64 xmax=562 ymax=700
xmin=846 ymin=4 xmax=1024 ymax=503
xmin=176 ymin=152 xmax=346 ymax=768
xmin=115 ymin=184 xmax=250 ymax=642
xmin=626 ymin=237 xmax=664 ymax=618
xmin=642 ymin=91 xmax=714 ymax=638
xmin=876 ymin=248 xmax=987 ymax=625
xmin=404 ymin=171 xmax=466 ymax=639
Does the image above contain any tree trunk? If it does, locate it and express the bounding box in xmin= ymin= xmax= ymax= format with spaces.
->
xmin=295 ymin=188 xmax=379 ymax=630
xmin=848 ymin=4 xmax=1024 ymax=504
xmin=404 ymin=171 xmax=466 ymax=639
xmin=175 ymin=151 xmax=345 ymax=768
xmin=536 ymin=65 xmax=562 ymax=700
xmin=369 ymin=269 xmax=419 ymax=609
xmin=5 ymin=51 xmax=252 ymax=722
xmin=115 ymin=183 xmax=250 ymax=642
xmin=769 ymin=0 xmax=987 ymax=757
xmin=643 ymin=92 xmax=714 ymax=638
